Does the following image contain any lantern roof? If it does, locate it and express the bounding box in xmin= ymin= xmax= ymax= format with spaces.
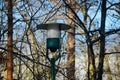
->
xmin=37 ymin=23 xmax=71 ymax=30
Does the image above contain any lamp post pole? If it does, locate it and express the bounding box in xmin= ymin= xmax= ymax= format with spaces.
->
xmin=50 ymin=58 xmax=55 ymax=80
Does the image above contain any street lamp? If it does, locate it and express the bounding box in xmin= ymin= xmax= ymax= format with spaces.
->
xmin=37 ymin=23 xmax=71 ymax=80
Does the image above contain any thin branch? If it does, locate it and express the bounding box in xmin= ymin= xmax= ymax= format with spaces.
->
xmin=107 ymin=2 xmax=120 ymax=10
xmin=92 ymin=28 xmax=120 ymax=43
xmin=105 ymin=28 xmax=120 ymax=36
xmin=62 ymin=0 xmax=87 ymax=33
xmin=105 ymin=52 xmax=120 ymax=55
xmin=0 ymin=47 xmax=50 ymax=68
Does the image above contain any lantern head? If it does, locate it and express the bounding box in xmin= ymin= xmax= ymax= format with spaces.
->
xmin=37 ymin=23 xmax=71 ymax=52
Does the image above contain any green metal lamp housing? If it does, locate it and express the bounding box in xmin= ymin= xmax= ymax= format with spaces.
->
xmin=37 ymin=23 xmax=71 ymax=52
xmin=47 ymin=38 xmax=60 ymax=52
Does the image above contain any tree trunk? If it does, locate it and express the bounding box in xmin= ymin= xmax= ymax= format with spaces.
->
xmin=66 ymin=0 xmax=75 ymax=79
xmin=83 ymin=1 xmax=96 ymax=79
xmin=97 ymin=0 xmax=106 ymax=79
xmin=87 ymin=40 xmax=96 ymax=80
xmin=7 ymin=0 xmax=13 ymax=80
xmin=104 ymin=55 xmax=112 ymax=80
xmin=67 ymin=26 xmax=75 ymax=80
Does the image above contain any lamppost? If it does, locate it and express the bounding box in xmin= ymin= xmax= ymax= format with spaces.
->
xmin=37 ymin=23 xmax=71 ymax=80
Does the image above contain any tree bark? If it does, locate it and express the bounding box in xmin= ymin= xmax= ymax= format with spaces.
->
xmin=67 ymin=26 xmax=75 ymax=80
xmin=83 ymin=1 xmax=96 ymax=79
xmin=87 ymin=39 xmax=96 ymax=80
xmin=65 ymin=0 xmax=75 ymax=79
xmin=97 ymin=0 xmax=106 ymax=79
xmin=104 ymin=55 xmax=112 ymax=80
xmin=7 ymin=0 xmax=13 ymax=80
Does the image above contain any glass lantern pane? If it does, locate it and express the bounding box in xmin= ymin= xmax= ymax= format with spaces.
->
xmin=47 ymin=24 xmax=60 ymax=38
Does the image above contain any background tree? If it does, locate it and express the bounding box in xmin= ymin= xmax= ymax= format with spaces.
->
xmin=62 ymin=0 xmax=76 ymax=80
xmin=97 ymin=0 xmax=106 ymax=79
xmin=7 ymin=0 xmax=13 ymax=80
xmin=0 ymin=0 xmax=120 ymax=80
